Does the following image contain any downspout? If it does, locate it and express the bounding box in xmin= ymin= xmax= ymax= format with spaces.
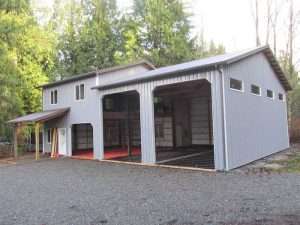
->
xmin=217 ymin=66 xmax=229 ymax=171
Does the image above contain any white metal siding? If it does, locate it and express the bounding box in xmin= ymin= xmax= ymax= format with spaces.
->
xmin=224 ymin=53 xmax=289 ymax=169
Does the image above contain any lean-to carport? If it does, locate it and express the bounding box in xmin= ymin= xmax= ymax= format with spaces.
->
xmin=7 ymin=108 xmax=69 ymax=160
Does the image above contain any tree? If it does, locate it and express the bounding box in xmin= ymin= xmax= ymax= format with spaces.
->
xmin=0 ymin=0 xmax=31 ymax=13
xmin=57 ymin=0 xmax=120 ymax=77
xmin=78 ymin=0 xmax=119 ymax=70
xmin=0 ymin=3 xmax=57 ymax=139
xmin=250 ymin=0 xmax=261 ymax=46
xmin=130 ymin=0 xmax=196 ymax=66
xmin=55 ymin=0 xmax=84 ymax=77
xmin=193 ymin=31 xmax=225 ymax=59
xmin=114 ymin=15 xmax=144 ymax=64
xmin=0 ymin=40 xmax=22 ymax=139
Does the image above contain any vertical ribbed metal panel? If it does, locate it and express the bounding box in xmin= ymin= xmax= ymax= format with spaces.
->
xmin=93 ymin=95 xmax=104 ymax=160
xmin=98 ymin=70 xmax=225 ymax=168
xmin=210 ymin=71 xmax=226 ymax=170
xmin=138 ymin=83 xmax=156 ymax=163
xmin=223 ymin=53 xmax=289 ymax=169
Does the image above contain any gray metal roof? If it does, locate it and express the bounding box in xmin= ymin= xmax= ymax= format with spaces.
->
xmin=40 ymin=60 xmax=155 ymax=89
xmin=92 ymin=46 xmax=291 ymax=91
xmin=8 ymin=108 xmax=70 ymax=124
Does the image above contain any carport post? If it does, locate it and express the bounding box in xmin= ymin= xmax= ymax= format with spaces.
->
xmin=35 ymin=122 xmax=40 ymax=160
xmin=13 ymin=123 xmax=20 ymax=159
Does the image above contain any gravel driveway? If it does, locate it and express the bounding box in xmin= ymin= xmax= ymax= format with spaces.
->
xmin=0 ymin=158 xmax=300 ymax=225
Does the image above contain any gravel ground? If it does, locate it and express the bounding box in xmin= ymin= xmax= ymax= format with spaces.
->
xmin=0 ymin=158 xmax=300 ymax=225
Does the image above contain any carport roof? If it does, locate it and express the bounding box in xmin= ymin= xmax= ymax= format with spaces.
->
xmin=91 ymin=46 xmax=291 ymax=91
xmin=8 ymin=108 xmax=70 ymax=124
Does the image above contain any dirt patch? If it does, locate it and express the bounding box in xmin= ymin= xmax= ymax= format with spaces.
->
xmin=0 ymin=144 xmax=13 ymax=159
xmin=236 ymin=143 xmax=300 ymax=174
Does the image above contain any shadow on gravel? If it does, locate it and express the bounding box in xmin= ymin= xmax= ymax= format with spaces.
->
xmin=219 ymin=214 xmax=300 ymax=225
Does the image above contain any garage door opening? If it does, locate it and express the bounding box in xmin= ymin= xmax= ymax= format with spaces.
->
xmin=72 ymin=123 xmax=94 ymax=159
xmin=153 ymin=80 xmax=214 ymax=169
xmin=103 ymin=91 xmax=141 ymax=162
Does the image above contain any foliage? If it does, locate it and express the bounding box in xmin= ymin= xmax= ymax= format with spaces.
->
xmin=278 ymin=52 xmax=300 ymax=123
xmin=0 ymin=0 xmax=31 ymax=13
xmin=0 ymin=0 xmax=226 ymax=140
xmin=56 ymin=0 xmax=120 ymax=77
xmin=0 ymin=6 xmax=56 ymax=139
xmin=130 ymin=0 xmax=196 ymax=66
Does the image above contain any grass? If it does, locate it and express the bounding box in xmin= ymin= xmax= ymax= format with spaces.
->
xmin=273 ymin=151 xmax=300 ymax=173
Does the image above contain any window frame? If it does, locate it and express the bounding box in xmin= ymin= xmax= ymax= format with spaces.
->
xmin=278 ymin=93 xmax=285 ymax=101
xmin=266 ymin=89 xmax=274 ymax=99
xmin=50 ymin=89 xmax=58 ymax=105
xmin=47 ymin=129 xmax=52 ymax=144
xmin=250 ymin=84 xmax=261 ymax=96
xmin=229 ymin=78 xmax=244 ymax=92
xmin=104 ymin=98 xmax=114 ymax=111
xmin=75 ymin=83 xmax=85 ymax=101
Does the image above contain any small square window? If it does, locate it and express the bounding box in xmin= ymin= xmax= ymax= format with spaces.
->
xmin=267 ymin=89 xmax=274 ymax=99
xmin=80 ymin=84 xmax=84 ymax=99
xmin=278 ymin=93 xmax=284 ymax=101
xmin=230 ymin=78 xmax=243 ymax=91
xmin=50 ymin=90 xmax=58 ymax=104
xmin=104 ymin=98 xmax=114 ymax=111
xmin=251 ymin=84 xmax=261 ymax=95
xmin=75 ymin=84 xmax=85 ymax=100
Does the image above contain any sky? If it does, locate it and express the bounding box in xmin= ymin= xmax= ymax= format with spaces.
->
xmin=36 ymin=0 xmax=300 ymax=61
xmin=116 ymin=0 xmax=256 ymax=51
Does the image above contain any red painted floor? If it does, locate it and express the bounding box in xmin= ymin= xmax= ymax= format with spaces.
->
xmin=72 ymin=148 xmax=141 ymax=160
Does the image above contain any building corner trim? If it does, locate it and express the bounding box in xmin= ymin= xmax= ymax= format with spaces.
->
xmin=218 ymin=66 xmax=229 ymax=171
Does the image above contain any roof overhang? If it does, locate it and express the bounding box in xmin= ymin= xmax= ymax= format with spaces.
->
xmin=91 ymin=46 xmax=292 ymax=92
xmin=40 ymin=60 xmax=155 ymax=89
xmin=262 ymin=48 xmax=292 ymax=91
xmin=8 ymin=108 xmax=70 ymax=124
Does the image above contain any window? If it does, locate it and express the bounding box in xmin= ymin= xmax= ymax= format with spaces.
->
xmin=267 ymin=89 xmax=274 ymax=99
xmin=75 ymin=84 xmax=85 ymax=100
xmin=251 ymin=84 xmax=261 ymax=96
xmin=278 ymin=93 xmax=284 ymax=101
xmin=230 ymin=78 xmax=243 ymax=91
xmin=47 ymin=129 xmax=52 ymax=143
xmin=50 ymin=90 xmax=58 ymax=104
xmin=104 ymin=98 xmax=114 ymax=111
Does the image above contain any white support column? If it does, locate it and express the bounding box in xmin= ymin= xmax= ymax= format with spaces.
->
xmin=138 ymin=84 xmax=156 ymax=164
xmin=93 ymin=95 xmax=104 ymax=160
xmin=211 ymin=71 xmax=227 ymax=171
xmin=66 ymin=126 xmax=72 ymax=156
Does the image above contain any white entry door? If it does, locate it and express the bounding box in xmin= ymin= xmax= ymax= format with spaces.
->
xmin=58 ymin=128 xmax=67 ymax=156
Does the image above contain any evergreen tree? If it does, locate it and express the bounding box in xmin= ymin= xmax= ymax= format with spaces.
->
xmin=78 ymin=0 xmax=119 ymax=70
xmin=130 ymin=0 xmax=196 ymax=66
xmin=0 ymin=2 xmax=56 ymax=138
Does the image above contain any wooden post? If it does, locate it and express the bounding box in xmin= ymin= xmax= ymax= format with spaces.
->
xmin=13 ymin=123 xmax=20 ymax=159
xmin=51 ymin=128 xmax=58 ymax=159
xmin=35 ymin=122 xmax=40 ymax=160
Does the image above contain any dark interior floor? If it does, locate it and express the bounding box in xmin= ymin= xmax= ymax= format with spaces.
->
xmin=160 ymin=151 xmax=214 ymax=169
xmin=112 ymin=146 xmax=214 ymax=169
